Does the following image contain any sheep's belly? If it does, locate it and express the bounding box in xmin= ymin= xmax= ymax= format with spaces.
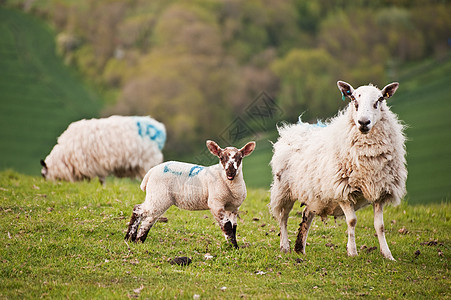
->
xmin=171 ymin=185 xmax=209 ymax=211
xmin=307 ymin=197 xmax=370 ymax=219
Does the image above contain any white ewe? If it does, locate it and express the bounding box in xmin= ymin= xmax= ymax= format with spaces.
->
xmin=270 ymin=81 xmax=407 ymax=260
xmin=41 ymin=115 xmax=166 ymax=184
xmin=124 ymin=140 xmax=255 ymax=249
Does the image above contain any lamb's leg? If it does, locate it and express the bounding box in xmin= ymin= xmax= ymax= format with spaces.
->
xmin=134 ymin=199 xmax=172 ymax=243
xmin=294 ymin=207 xmax=314 ymax=254
xmin=339 ymin=201 xmax=358 ymax=257
xmin=373 ymin=202 xmax=395 ymax=261
xmin=211 ymin=208 xmax=238 ymax=249
xmin=125 ymin=204 xmax=143 ymax=241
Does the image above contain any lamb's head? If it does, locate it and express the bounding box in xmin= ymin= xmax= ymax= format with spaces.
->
xmin=206 ymin=140 xmax=256 ymax=181
xmin=337 ymin=81 xmax=399 ymax=134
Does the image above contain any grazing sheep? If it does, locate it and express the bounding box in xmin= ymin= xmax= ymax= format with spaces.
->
xmin=270 ymin=81 xmax=407 ymax=260
xmin=124 ymin=140 xmax=256 ymax=249
xmin=41 ymin=115 xmax=166 ymax=184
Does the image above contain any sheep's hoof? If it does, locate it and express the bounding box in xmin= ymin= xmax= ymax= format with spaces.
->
xmin=280 ymin=247 xmax=291 ymax=253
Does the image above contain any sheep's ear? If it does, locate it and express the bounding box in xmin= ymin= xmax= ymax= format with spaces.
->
xmin=240 ymin=141 xmax=256 ymax=157
xmin=337 ymin=81 xmax=354 ymax=101
xmin=381 ymin=82 xmax=399 ymax=99
xmin=40 ymin=159 xmax=47 ymax=168
xmin=206 ymin=140 xmax=222 ymax=157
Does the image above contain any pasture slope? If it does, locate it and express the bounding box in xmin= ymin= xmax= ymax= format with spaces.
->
xmin=244 ymin=57 xmax=451 ymax=205
xmin=0 ymin=7 xmax=101 ymax=175
xmin=0 ymin=171 xmax=449 ymax=299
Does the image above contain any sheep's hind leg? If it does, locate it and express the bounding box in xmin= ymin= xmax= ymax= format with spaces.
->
xmin=339 ymin=202 xmax=358 ymax=257
xmin=125 ymin=204 xmax=143 ymax=241
xmin=294 ymin=207 xmax=314 ymax=254
xmin=373 ymin=202 xmax=395 ymax=260
xmin=135 ymin=201 xmax=172 ymax=243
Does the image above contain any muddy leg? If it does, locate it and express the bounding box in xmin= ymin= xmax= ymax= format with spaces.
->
xmin=135 ymin=202 xmax=172 ymax=243
xmin=374 ymin=202 xmax=395 ymax=260
xmin=294 ymin=207 xmax=314 ymax=254
xmin=211 ymin=208 xmax=238 ymax=249
xmin=339 ymin=202 xmax=358 ymax=257
xmin=125 ymin=204 xmax=143 ymax=241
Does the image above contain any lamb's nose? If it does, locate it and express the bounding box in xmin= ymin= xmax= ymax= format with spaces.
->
xmin=358 ymin=119 xmax=371 ymax=126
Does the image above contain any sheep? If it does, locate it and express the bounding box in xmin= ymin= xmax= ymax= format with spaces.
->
xmin=40 ymin=115 xmax=166 ymax=184
xmin=124 ymin=140 xmax=256 ymax=249
xmin=270 ymin=81 xmax=407 ymax=260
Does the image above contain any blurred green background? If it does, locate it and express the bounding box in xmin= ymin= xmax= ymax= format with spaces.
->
xmin=0 ymin=1 xmax=450 ymax=204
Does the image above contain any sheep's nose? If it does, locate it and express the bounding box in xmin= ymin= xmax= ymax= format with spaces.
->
xmin=358 ymin=119 xmax=371 ymax=126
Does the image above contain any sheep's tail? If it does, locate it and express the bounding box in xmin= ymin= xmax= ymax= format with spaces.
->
xmin=140 ymin=170 xmax=152 ymax=192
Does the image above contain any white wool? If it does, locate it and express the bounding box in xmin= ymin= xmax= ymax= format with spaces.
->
xmin=271 ymin=103 xmax=407 ymax=219
xmin=42 ymin=115 xmax=165 ymax=182
xmin=269 ymin=81 xmax=407 ymax=259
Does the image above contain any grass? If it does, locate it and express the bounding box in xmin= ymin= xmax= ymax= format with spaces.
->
xmin=0 ymin=7 xmax=101 ymax=175
xmin=1 ymin=170 xmax=449 ymax=299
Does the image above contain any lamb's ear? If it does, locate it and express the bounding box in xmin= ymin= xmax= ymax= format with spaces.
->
xmin=40 ymin=159 xmax=47 ymax=168
xmin=240 ymin=141 xmax=256 ymax=157
xmin=337 ymin=81 xmax=354 ymax=101
xmin=206 ymin=140 xmax=222 ymax=157
xmin=381 ymin=82 xmax=399 ymax=99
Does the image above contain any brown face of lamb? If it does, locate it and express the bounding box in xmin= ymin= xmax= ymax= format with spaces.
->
xmin=207 ymin=140 xmax=256 ymax=181
xmin=337 ymin=81 xmax=399 ymax=134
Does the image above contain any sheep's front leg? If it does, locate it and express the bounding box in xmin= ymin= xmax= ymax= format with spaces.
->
xmin=211 ymin=208 xmax=238 ymax=249
xmin=339 ymin=202 xmax=358 ymax=257
xmin=294 ymin=207 xmax=314 ymax=254
xmin=374 ymin=202 xmax=395 ymax=260
xmin=125 ymin=204 xmax=143 ymax=241
xmin=278 ymin=201 xmax=295 ymax=253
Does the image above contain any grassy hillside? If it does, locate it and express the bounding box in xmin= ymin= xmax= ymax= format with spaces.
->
xmin=0 ymin=171 xmax=449 ymax=299
xmin=0 ymin=7 xmax=101 ymax=175
xmin=244 ymin=58 xmax=451 ymax=205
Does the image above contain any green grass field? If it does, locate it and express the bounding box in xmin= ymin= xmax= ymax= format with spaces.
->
xmin=0 ymin=7 xmax=101 ymax=175
xmin=0 ymin=171 xmax=449 ymax=298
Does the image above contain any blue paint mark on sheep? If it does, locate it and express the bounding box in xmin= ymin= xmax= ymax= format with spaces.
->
xmin=135 ymin=119 xmax=166 ymax=150
xmin=163 ymin=163 xmax=204 ymax=177
xmin=163 ymin=163 xmax=183 ymax=176
xmin=189 ymin=165 xmax=204 ymax=177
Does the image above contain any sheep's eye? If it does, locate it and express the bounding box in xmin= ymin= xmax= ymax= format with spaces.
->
xmin=373 ymin=101 xmax=378 ymax=109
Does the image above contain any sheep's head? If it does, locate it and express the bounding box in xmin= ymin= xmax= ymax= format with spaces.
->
xmin=337 ymin=81 xmax=399 ymax=134
xmin=207 ymin=140 xmax=256 ymax=181
xmin=40 ymin=159 xmax=48 ymax=179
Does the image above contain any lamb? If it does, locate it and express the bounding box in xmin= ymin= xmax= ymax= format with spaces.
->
xmin=270 ymin=81 xmax=407 ymax=260
xmin=40 ymin=115 xmax=166 ymax=184
xmin=124 ymin=140 xmax=256 ymax=249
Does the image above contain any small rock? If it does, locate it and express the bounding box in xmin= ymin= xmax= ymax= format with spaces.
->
xmin=157 ymin=217 xmax=168 ymax=223
xmin=366 ymin=246 xmax=377 ymax=253
xmin=169 ymin=256 xmax=192 ymax=266
xmin=398 ymin=227 xmax=408 ymax=234
xmin=295 ymin=258 xmax=304 ymax=264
